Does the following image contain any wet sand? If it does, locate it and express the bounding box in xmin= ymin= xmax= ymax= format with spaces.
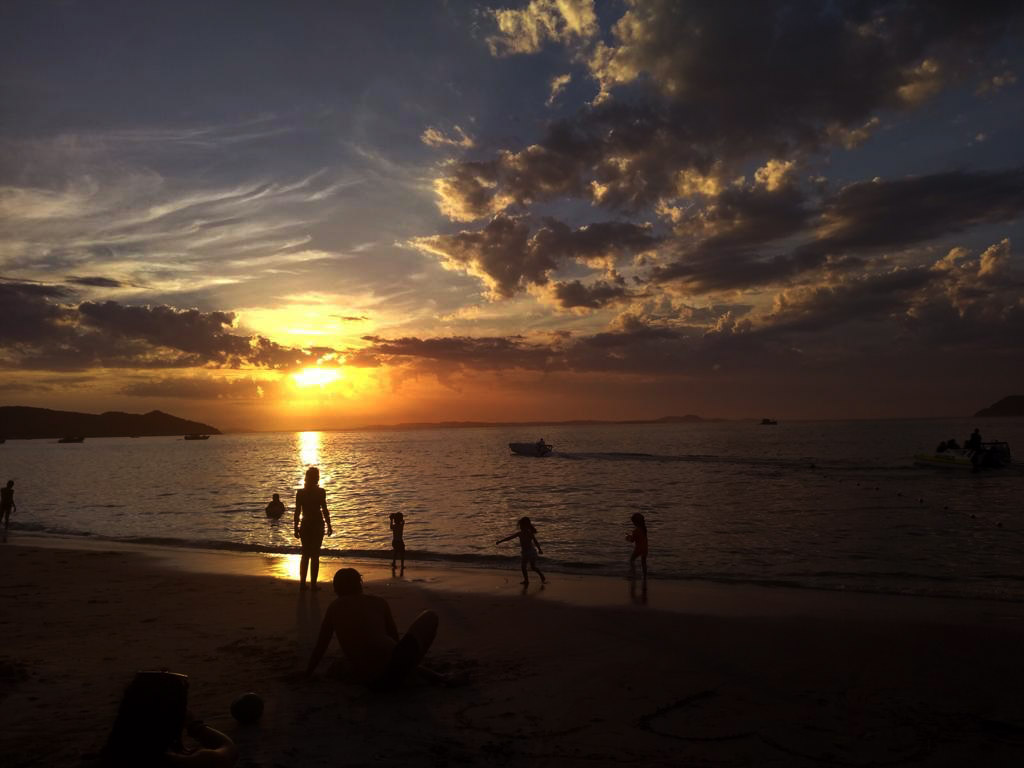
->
xmin=2 ymin=537 xmax=1023 ymax=766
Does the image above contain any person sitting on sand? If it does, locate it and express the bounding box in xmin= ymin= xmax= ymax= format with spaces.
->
xmin=389 ymin=512 xmax=405 ymax=571
xmin=1 ymin=480 xmax=14 ymax=538
xmin=265 ymin=493 xmax=285 ymax=520
xmin=627 ymin=512 xmax=649 ymax=580
xmin=496 ymin=516 xmax=546 ymax=585
xmin=294 ymin=466 xmax=333 ymax=591
xmin=100 ymin=671 xmax=237 ymax=767
xmin=306 ymin=568 xmax=439 ymax=688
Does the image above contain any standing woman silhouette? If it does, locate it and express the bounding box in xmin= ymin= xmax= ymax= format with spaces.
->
xmin=294 ymin=466 xmax=333 ymax=591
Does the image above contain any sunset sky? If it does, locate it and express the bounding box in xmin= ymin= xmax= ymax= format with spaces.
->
xmin=2 ymin=0 xmax=1023 ymax=430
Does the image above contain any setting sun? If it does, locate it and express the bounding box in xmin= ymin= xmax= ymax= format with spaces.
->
xmin=292 ymin=366 xmax=342 ymax=388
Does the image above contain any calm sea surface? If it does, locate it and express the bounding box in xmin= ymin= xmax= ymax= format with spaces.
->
xmin=2 ymin=419 xmax=1023 ymax=601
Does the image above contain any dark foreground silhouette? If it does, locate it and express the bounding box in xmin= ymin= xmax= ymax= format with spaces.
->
xmin=294 ymin=466 xmax=332 ymax=591
xmin=100 ymin=671 xmax=237 ymax=767
xmin=306 ymin=568 xmax=439 ymax=688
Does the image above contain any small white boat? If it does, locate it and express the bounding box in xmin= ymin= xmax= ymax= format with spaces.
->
xmin=914 ymin=442 xmax=1011 ymax=470
xmin=509 ymin=441 xmax=553 ymax=457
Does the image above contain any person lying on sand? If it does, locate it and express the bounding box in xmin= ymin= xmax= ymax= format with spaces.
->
xmin=305 ymin=568 xmax=439 ymax=688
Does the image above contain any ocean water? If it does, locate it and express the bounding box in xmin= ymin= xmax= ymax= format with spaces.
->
xmin=2 ymin=418 xmax=1022 ymax=601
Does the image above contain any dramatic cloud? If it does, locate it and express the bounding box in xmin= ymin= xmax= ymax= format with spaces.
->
xmin=412 ymin=215 xmax=659 ymax=298
xmin=444 ymin=1 xmax=1024 ymax=221
xmin=0 ymin=286 xmax=330 ymax=372
xmin=651 ymin=169 xmax=1024 ymax=292
xmin=121 ymin=375 xmax=282 ymax=400
xmin=487 ymin=0 xmax=598 ymax=56
xmin=420 ymin=126 xmax=475 ymax=149
xmin=805 ymin=168 xmax=1024 ymax=255
xmin=0 ymin=281 xmax=75 ymax=344
xmin=65 ymin=275 xmax=124 ymax=288
xmin=551 ymin=278 xmax=630 ymax=309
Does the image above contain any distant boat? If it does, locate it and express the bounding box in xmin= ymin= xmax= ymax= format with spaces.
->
xmin=58 ymin=436 xmax=85 ymax=443
xmin=760 ymin=418 xmax=778 ymax=425
xmin=509 ymin=441 xmax=553 ymax=457
xmin=184 ymin=434 xmax=211 ymax=440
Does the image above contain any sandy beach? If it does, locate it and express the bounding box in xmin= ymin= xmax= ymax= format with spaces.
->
xmin=2 ymin=537 xmax=1024 ymax=767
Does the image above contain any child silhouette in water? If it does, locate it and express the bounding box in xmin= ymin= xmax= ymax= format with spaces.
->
xmin=496 ymin=516 xmax=546 ymax=585
xmin=627 ymin=512 xmax=648 ymax=579
xmin=265 ymin=493 xmax=285 ymax=519
xmin=389 ymin=512 xmax=405 ymax=571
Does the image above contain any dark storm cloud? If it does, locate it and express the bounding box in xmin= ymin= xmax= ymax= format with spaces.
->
xmin=414 ymin=215 xmax=659 ymax=297
xmin=121 ymin=376 xmax=282 ymax=400
xmin=65 ymin=276 xmax=124 ymax=288
xmin=440 ymin=0 xmax=1024 ymax=218
xmin=77 ymin=301 xmax=252 ymax=361
xmin=0 ymin=287 xmax=330 ymax=372
xmin=353 ymin=317 xmax=782 ymax=379
xmin=551 ymin=277 xmax=630 ymax=309
xmin=0 ymin=281 xmax=74 ymax=343
xmin=652 ymin=169 xmax=1024 ymax=292
xmin=800 ymin=168 xmax=1024 ymax=256
xmin=766 ymin=268 xmax=936 ymax=332
xmin=357 ymin=334 xmax=559 ymax=371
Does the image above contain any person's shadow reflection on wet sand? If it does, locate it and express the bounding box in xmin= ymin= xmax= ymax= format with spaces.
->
xmin=630 ymin=575 xmax=648 ymax=606
xmin=296 ymin=591 xmax=322 ymax=658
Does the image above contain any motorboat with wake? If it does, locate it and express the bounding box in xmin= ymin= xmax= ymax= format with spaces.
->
xmin=509 ymin=440 xmax=553 ymax=457
xmin=913 ymin=441 xmax=1012 ymax=471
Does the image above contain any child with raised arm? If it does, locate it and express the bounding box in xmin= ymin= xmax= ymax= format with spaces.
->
xmin=496 ymin=516 xmax=546 ymax=585
xmin=627 ymin=512 xmax=648 ymax=579
xmin=389 ymin=512 xmax=405 ymax=571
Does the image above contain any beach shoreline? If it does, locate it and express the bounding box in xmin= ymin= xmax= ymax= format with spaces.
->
xmin=3 ymin=539 xmax=1024 ymax=766
xmin=11 ymin=532 xmax=1024 ymax=623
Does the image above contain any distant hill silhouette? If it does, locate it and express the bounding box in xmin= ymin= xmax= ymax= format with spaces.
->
xmin=974 ymin=396 xmax=1024 ymax=418
xmin=0 ymin=406 xmax=220 ymax=439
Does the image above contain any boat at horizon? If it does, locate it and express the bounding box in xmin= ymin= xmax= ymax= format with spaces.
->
xmin=57 ymin=436 xmax=85 ymax=443
xmin=184 ymin=434 xmax=211 ymax=440
xmin=509 ymin=440 xmax=553 ymax=457
xmin=760 ymin=418 xmax=778 ymax=425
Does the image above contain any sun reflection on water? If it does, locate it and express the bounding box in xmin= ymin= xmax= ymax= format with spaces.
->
xmin=298 ymin=430 xmax=321 ymax=467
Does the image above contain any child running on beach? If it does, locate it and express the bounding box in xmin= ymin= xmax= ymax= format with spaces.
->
xmin=496 ymin=516 xmax=546 ymax=585
xmin=627 ymin=512 xmax=648 ymax=579
xmin=389 ymin=512 xmax=405 ymax=571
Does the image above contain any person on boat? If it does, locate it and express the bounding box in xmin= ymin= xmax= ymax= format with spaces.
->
xmin=496 ymin=516 xmax=546 ymax=585
xmin=389 ymin=512 xmax=405 ymax=572
xmin=100 ymin=671 xmax=237 ymax=767
xmin=626 ymin=512 xmax=649 ymax=580
xmin=305 ymin=568 xmax=439 ymax=688
xmin=945 ymin=437 xmax=960 ymax=450
xmin=535 ymin=438 xmax=549 ymax=456
xmin=935 ymin=441 xmax=947 ymax=453
xmin=1 ymin=480 xmax=14 ymax=539
xmin=294 ymin=466 xmax=333 ymax=591
xmin=966 ymin=428 xmax=982 ymax=451
xmin=265 ymin=493 xmax=285 ymax=520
